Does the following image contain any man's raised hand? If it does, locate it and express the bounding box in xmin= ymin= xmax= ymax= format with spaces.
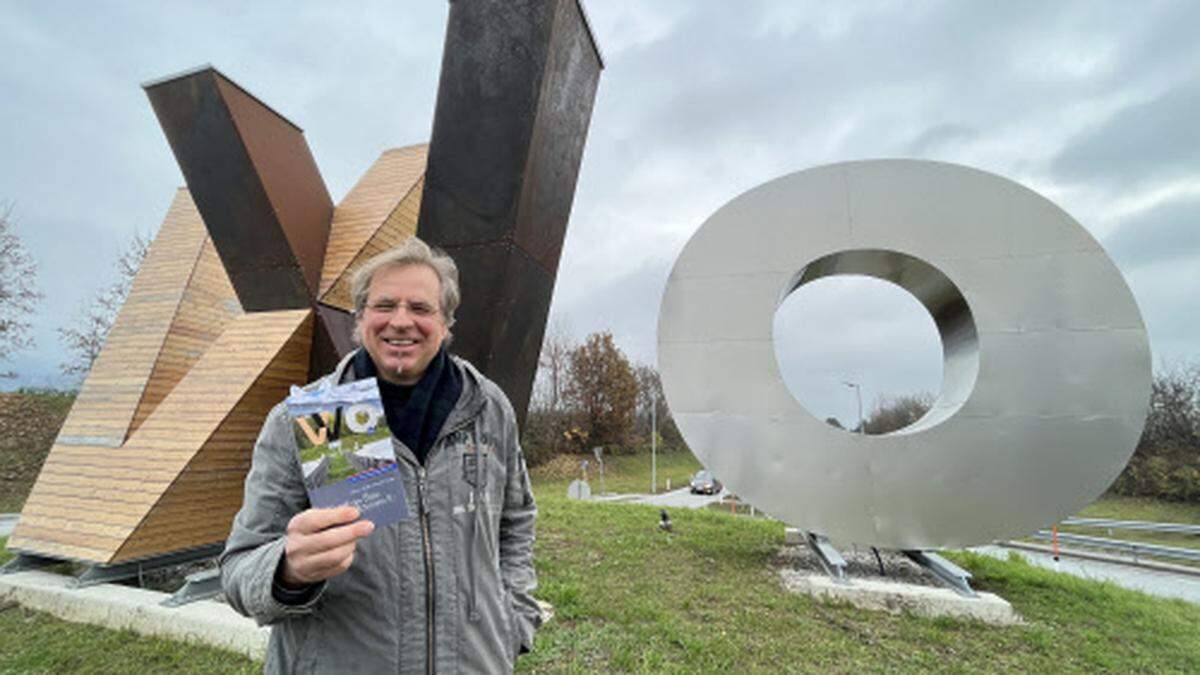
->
xmin=279 ymin=506 xmax=375 ymax=588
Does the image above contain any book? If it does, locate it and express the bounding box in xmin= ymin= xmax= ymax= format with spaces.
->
xmin=284 ymin=378 xmax=409 ymax=528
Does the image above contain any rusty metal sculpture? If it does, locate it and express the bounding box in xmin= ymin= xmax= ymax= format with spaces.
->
xmin=7 ymin=0 xmax=601 ymax=576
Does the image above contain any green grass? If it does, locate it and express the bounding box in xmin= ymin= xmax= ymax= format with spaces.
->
xmin=4 ymin=493 xmax=1200 ymax=672
xmin=517 ymin=460 xmax=1200 ymax=672
xmin=5 ymin=438 xmax=1200 ymax=672
xmin=1081 ymin=494 xmax=1200 ymax=523
xmin=517 ymin=495 xmax=1200 ymax=673
xmin=531 ymin=450 xmax=703 ymax=497
xmin=1049 ymin=495 xmax=1200 ymax=556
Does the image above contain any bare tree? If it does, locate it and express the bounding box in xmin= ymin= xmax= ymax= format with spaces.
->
xmin=533 ymin=317 xmax=574 ymax=415
xmin=58 ymin=232 xmax=151 ymax=380
xmin=1112 ymin=362 xmax=1200 ymax=501
xmin=0 ymin=205 xmax=42 ymax=377
xmin=862 ymin=392 xmax=935 ymax=435
xmin=523 ymin=318 xmax=577 ymax=461
xmin=632 ymin=362 xmax=683 ymax=449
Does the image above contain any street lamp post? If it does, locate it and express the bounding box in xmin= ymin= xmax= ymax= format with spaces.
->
xmin=651 ymin=390 xmax=658 ymax=494
xmin=843 ymin=381 xmax=864 ymax=434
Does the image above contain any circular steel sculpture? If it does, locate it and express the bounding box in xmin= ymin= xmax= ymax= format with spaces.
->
xmin=658 ymin=159 xmax=1151 ymax=549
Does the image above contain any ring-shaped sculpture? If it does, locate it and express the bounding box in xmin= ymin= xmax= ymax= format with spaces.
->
xmin=658 ymin=159 xmax=1151 ymax=549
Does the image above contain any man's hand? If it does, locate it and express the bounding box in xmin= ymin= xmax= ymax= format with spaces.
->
xmin=279 ymin=506 xmax=375 ymax=588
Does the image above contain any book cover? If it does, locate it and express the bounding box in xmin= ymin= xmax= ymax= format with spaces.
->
xmin=284 ymin=378 xmax=409 ymax=528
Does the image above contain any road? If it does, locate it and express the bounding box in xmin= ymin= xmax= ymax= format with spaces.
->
xmin=972 ymin=544 xmax=1200 ymax=605
xmin=0 ymin=513 xmax=17 ymax=537
xmin=588 ymin=487 xmax=728 ymax=510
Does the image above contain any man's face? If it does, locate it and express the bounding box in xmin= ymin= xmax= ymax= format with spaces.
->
xmin=358 ymin=263 xmax=449 ymax=386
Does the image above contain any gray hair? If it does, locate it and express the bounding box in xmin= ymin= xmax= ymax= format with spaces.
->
xmin=350 ymin=237 xmax=460 ymax=329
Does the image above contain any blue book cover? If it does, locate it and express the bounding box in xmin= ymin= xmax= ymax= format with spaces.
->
xmin=284 ymin=378 xmax=409 ymax=528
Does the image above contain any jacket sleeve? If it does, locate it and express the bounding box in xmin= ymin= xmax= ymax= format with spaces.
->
xmin=497 ymin=398 xmax=541 ymax=654
xmin=219 ymin=402 xmax=326 ymax=625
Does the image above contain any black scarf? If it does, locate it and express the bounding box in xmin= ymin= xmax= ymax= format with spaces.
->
xmin=353 ymin=346 xmax=463 ymax=465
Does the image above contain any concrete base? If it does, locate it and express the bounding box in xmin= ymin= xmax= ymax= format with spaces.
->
xmin=779 ymin=570 xmax=1023 ymax=626
xmin=0 ymin=570 xmax=269 ymax=659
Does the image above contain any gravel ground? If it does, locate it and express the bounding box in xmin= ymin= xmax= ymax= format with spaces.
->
xmin=775 ymin=544 xmax=943 ymax=587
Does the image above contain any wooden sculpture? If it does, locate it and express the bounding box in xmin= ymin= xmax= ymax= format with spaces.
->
xmin=8 ymin=0 xmax=601 ymax=570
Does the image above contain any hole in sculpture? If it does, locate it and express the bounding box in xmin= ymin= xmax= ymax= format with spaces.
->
xmin=771 ymin=249 xmax=979 ymax=436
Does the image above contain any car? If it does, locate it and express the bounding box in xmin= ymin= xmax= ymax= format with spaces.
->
xmin=689 ymin=470 xmax=723 ymax=495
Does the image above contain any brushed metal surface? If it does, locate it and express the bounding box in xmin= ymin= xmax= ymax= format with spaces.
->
xmin=658 ymin=159 xmax=1151 ymax=549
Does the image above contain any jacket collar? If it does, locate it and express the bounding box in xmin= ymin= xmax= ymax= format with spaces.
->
xmin=332 ymin=348 xmax=487 ymax=451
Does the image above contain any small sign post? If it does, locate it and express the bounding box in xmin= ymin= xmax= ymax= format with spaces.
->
xmin=592 ymin=446 xmax=605 ymax=495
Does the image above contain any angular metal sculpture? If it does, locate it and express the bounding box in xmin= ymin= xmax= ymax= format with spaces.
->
xmin=419 ymin=0 xmax=603 ymax=427
xmin=9 ymin=2 xmax=601 ymax=568
xmin=658 ymin=160 xmax=1151 ymax=550
xmin=145 ymin=66 xmax=333 ymax=311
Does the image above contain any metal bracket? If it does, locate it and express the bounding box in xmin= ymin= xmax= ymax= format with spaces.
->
xmin=804 ymin=532 xmax=850 ymax=584
xmin=903 ymin=550 xmax=977 ymax=597
xmin=1 ymin=553 xmax=59 ymax=575
xmin=162 ymin=568 xmax=223 ymax=607
xmin=73 ymin=543 xmax=224 ymax=589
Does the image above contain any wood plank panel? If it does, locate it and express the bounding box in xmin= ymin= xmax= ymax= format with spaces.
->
xmin=55 ymin=189 xmax=208 ymax=448
xmin=15 ymin=310 xmax=312 ymax=564
xmin=319 ymin=145 xmax=427 ymax=310
xmin=130 ymin=235 xmax=242 ymax=435
xmin=112 ymin=311 xmax=313 ymax=563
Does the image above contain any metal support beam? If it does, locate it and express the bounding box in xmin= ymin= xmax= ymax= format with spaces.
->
xmin=73 ymin=543 xmax=224 ymax=589
xmin=162 ymin=568 xmax=223 ymax=607
xmin=903 ymin=550 xmax=977 ymax=597
xmin=145 ymin=65 xmax=333 ymax=311
xmin=0 ymin=553 xmax=60 ymax=575
xmin=804 ymin=532 xmax=849 ymax=584
xmin=419 ymin=0 xmax=602 ymax=429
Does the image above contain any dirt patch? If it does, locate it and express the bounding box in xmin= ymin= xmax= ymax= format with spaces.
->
xmin=0 ymin=391 xmax=74 ymax=512
xmin=530 ymin=453 xmax=590 ymax=482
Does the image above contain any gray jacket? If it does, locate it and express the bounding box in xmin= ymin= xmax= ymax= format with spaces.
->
xmin=220 ymin=352 xmax=540 ymax=674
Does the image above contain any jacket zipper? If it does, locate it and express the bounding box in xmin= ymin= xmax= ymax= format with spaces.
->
xmin=413 ymin=417 xmax=476 ymax=674
xmin=417 ymin=466 xmax=435 ymax=675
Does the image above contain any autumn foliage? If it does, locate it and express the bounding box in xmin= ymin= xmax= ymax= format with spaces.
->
xmin=523 ymin=328 xmax=684 ymax=465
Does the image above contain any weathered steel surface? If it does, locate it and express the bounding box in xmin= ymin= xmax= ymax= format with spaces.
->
xmin=309 ymin=303 xmax=358 ymax=380
xmin=658 ymin=160 xmax=1151 ymax=549
xmin=145 ymin=66 xmax=332 ymax=311
xmin=446 ymin=242 xmax=553 ymax=426
xmin=419 ymin=0 xmax=602 ymax=427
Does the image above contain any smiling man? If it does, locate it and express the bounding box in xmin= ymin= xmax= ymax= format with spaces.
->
xmin=220 ymin=237 xmax=541 ymax=674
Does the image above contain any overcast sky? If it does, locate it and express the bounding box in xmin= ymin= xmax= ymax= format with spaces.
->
xmin=2 ymin=1 xmax=1197 ymax=427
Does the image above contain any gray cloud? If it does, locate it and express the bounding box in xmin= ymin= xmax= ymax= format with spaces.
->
xmin=1 ymin=0 xmax=1197 ymax=409
xmin=1052 ymin=78 xmax=1200 ymax=188
xmin=1104 ymin=193 xmax=1200 ymax=269
xmin=906 ymin=124 xmax=978 ymax=157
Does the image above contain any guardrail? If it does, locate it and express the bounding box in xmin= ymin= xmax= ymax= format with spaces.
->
xmin=1059 ymin=517 xmax=1200 ymax=536
xmin=1032 ymin=530 xmax=1200 ymax=564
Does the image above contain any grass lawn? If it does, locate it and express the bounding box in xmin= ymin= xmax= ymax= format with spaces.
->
xmin=0 ymin=535 xmax=258 ymax=673
xmin=520 ymin=496 xmax=1200 ymax=673
xmin=1080 ymin=495 xmax=1200 ymax=523
xmin=530 ymin=450 xmax=703 ymax=497
xmin=4 ymin=432 xmax=1200 ymax=672
xmin=1051 ymin=495 xmax=1200 ymax=556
